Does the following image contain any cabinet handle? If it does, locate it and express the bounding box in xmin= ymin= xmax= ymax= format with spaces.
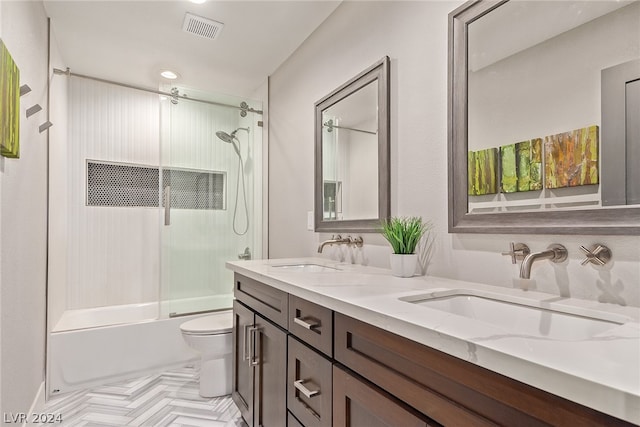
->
xmin=294 ymin=379 xmax=319 ymax=398
xmin=242 ymin=324 xmax=251 ymax=361
xmin=294 ymin=317 xmax=319 ymax=330
xmin=249 ymin=326 xmax=260 ymax=366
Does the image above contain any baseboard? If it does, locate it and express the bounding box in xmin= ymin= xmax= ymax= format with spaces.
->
xmin=23 ymin=382 xmax=45 ymax=427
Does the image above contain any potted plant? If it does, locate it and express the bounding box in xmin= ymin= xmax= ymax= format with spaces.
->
xmin=380 ymin=216 xmax=430 ymax=277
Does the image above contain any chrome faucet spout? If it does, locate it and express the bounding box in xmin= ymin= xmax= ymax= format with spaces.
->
xmin=317 ymin=235 xmax=363 ymax=253
xmin=519 ymin=244 xmax=568 ymax=279
xmin=318 ymin=235 xmax=346 ymax=253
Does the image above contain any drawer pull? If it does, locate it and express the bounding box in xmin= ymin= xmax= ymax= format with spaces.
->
xmin=294 ymin=379 xmax=319 ymax=398
xmin=294 ymin=317 xmax=319 ymax=330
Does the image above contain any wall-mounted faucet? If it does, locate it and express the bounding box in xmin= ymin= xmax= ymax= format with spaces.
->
xmin=317 ymin=235 xmax=363 ymax=253
xmin=238 ymin=247 xmax=252 ymax=260
xmin=519 ymin=244 xmax=567 ymax=279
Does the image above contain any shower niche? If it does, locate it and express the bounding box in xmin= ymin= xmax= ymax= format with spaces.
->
xmin=86 ymin=160 xmax=227 ymax=211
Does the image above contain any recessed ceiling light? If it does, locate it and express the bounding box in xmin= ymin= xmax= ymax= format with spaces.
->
xmin=160 ymin=70 xmax=179 ymax=80
xmin=190 ymin=0 xmax=206 ymax=4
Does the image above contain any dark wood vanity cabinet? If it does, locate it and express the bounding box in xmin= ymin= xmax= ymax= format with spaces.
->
xmin=233 ymin=274 xmax=634 ymax=427
xmin=334 ymin=313 xmax=635 ymax=427
xmin=232 ymin=276 xmax=288 ymax=427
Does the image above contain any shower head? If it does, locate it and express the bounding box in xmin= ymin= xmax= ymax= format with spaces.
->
xmin=216 ymin=130 xmax=236 ymax=144
xmin=216 ymin=130 xmax=240 ymax=155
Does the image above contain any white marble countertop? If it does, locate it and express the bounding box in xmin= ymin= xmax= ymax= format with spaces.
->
xmin=226 ymin=257 xmax=640 ymax=424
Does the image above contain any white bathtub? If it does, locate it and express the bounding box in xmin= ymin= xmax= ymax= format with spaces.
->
xmin=47 ymin=295 xmax=233 ymax=397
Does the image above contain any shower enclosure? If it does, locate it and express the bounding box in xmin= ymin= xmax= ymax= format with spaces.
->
xmin=46 ymin=74 xmax=263 ymax=395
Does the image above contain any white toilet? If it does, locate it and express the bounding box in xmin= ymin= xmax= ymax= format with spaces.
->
xmin=180 ymin=310 xmax=233 ymax=397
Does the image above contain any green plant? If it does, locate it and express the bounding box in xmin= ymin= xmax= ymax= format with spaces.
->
xmin=380 ymin=216 xmax=430 ymax=255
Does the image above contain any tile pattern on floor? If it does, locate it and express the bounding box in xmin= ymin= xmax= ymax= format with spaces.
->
xmin=40 ymin=367 xmax=248 ymax=427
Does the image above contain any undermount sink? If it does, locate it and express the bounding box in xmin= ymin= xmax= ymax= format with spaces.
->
xmin=271 ymin=263 xmax=341 ymax=273
xmin=400 ymin=290 xmax=628 ymax=341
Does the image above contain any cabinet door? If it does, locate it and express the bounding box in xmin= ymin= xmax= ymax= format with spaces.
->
xmin=287 ymin=336 xmax=332 ymax=427
xmin=254 ymin=313 xmax=287 ymax=427
xmin=232 ymin=300 xmax=255 ymax=426
xmin=333 ymin=365 xmax=435 ymax=427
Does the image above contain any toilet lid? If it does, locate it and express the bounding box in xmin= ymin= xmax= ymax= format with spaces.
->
xmin=180 ymin=311 xmax=233 ymax=335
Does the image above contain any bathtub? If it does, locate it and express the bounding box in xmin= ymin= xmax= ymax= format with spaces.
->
xmin=47 ymin=294 xmax=233 ymax=397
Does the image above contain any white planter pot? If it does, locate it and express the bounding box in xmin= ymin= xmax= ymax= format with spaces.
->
xmin=389 ymin=253 xmax=418 ymax=278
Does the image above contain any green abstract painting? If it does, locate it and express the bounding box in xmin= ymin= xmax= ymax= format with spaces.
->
xmin=0 ymin=38 xmax=20 ymax=158
xmin=468 ymin=148 xmax=498 ymax=196
xmin=544 ymin=125 xmax=599 ymax=189
xmin=500 ymin=139 xmax=542 ymax=193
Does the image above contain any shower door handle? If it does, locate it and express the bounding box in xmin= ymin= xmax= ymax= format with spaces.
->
xmin=164 ymin=186 xmax=171 ymax=226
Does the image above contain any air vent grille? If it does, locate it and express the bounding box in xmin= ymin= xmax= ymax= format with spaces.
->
xmin=182 ymin=12 xmax=224 ymax=40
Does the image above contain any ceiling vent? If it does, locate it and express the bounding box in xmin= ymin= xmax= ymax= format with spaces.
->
xmin=182 ymin=12 xmax=224 ymax=40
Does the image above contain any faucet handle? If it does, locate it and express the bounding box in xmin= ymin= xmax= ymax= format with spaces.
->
xmin=579 ymin=244 xmax=611 ymax=266
xmin=348 ymin=236 xmax=364 ymax=248
xmin=501 ymin=242 xmax=530 ymax=264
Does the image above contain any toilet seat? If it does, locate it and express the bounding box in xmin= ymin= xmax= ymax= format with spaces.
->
xmin=180 ymin=312 xmax=233 ymax=336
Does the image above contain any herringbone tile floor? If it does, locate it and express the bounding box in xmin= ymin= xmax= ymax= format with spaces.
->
xmin=40 ymin=366 xmax=247 ymax=427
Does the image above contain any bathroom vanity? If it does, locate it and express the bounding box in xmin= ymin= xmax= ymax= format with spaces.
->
xmin=228 ymin=259 xmax=640 ymax=427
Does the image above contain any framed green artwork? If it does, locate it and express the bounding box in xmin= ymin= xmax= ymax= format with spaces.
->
xmin=468 ymin=147 xmax=498 ymax=195
xmin=501 ymin=139 xmax=542 ymax=193
xmin=1 ymin=38 xmax=20 ymax=159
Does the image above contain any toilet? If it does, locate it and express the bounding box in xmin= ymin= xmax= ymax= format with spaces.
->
xmin=180 ymin=310 xmax=233 ymax=397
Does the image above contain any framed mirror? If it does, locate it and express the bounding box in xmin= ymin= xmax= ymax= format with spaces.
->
xmin=448 ymin=0 xmax=640 ymax=235
xmin=315 ymin=56 xmax=390 ymax=232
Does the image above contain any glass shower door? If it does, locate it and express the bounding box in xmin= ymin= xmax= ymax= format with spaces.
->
xmin=160 ymin=87 xmax=262 ymax=317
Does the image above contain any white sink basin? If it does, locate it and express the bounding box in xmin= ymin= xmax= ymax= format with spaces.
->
xmin=271 ymin=263 xmax=341 ymax=272
xmin=400 ymin=290 xmax=628 ymax=341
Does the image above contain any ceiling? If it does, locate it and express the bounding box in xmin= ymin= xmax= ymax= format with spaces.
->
xmin=44 ymin=1 xmax=342 ymax=98
xmin=468 ymin=0 xmax=635 ymax=72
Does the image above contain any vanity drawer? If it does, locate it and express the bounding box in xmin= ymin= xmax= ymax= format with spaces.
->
xmin=333 ymin=365 xmax=437 ymax=427
xmin=287 ymin=336 xmax=332 ymax=427
xmin=334 ymin=313 xmax=633 ymax=427
xmin=288 ymin=295 xmax=333 ymax=356
xmin=287 ymin=412 xmax=304 ymax=427
xmin=234 ymin=274 xmax=288 ymax=329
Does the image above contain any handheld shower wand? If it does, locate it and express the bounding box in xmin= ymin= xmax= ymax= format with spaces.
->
xmin=216 ymin=128 xmax=250 ymax=236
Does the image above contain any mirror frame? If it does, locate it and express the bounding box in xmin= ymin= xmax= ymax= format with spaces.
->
xmin=448 ymin=0 xmax=640 ymax=235
xmin=314 ymin=56 xmax=390 ymax=233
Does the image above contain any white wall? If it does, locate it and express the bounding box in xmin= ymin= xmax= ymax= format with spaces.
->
xmin=268 ymin=1 xmax=640 ymax=307
xmin=0 ymin=0 xmax=49 ymax=421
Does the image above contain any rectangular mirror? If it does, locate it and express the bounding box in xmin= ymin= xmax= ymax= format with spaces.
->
xmin=315 ymin=56 xmax=390 ymax=232
xmin=449 ymin=0 xmax=640 ymax=234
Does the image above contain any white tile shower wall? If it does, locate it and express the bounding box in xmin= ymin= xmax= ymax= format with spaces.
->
xmin=267 ymin=1 xmax=640 ymax=307
xmin=0 ymin=0 xmax=49 ymax=421
xmin=63 ymin=78 xmax=161 ymax=310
